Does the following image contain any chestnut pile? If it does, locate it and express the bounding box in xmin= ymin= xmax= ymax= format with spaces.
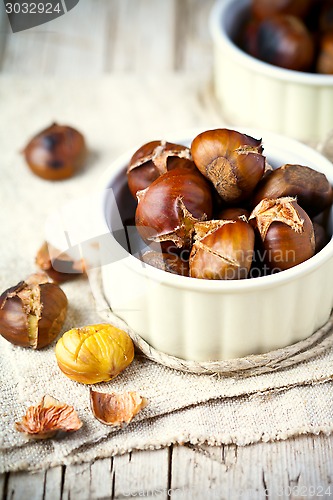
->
xmin=240 ymin=0 xmax=333 ymax=74
xmin=127 ymin=128 xmax=333 ymax=280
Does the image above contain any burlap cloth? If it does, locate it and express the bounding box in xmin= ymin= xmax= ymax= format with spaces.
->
xmin=1 ymin=76 xmax=333 ymax=473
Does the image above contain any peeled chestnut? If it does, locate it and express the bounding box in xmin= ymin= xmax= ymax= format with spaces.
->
xmin=140 ymin=250 xmax=189 ymax=276
xmin=23 ymin=123 xmax=87 ymax=181
xmin=252 ymin=164 xmax=333 ymax=216
xmin=0 ymin=273 xmax=68 ymax=348
xmin=317 ymin=31 xmax=333 ymax=74
xmin=55 ymin=324 xmax=134 ymax=384
xmin=191 ymin=129 xmax=265 ymax=204
xmin=250 ymin=197 xmax=315 ymax=271
xmin=252 ymin=0 xmax=313 ymax=21
xmin=127 ymin=140 xmax=192 ymax=197
xmin=135 ymin=167 xmax=213 ymax=250
xmin=189 ymin=219 xmax=255 ymax=280
xmin=249 ymin=15 xmax=314 ymax=71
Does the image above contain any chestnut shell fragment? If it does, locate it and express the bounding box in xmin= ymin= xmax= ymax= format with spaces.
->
xmin=15 ymin=395 xmax=82 ymax=439
xmin=90 ymin=390 xmax=147 ymax=427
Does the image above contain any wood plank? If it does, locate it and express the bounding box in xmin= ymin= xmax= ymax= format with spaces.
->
xmin=90 ymin=458 xmax=113 ymax=500
xmin=62 ymin=462 xmax=92 ymax=500
xmin=111 ymin=0 xmax=177 ymax=72
xmin=175 ymin=0 xmax=214 ymax=72
xmin=6 ymin=470 xmax=46 ymax=500
xmin=113 ymin=448 xmax=170 ymax=499
xmin=0 ymin=473 xmax=8 ymax=500
xmin=0 ymin=0 xmax=110 ymax=75
xmin=44 ymin=466 xmax=63 ymax=500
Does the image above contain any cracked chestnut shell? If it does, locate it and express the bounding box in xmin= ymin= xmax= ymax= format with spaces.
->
xmin=0 ymin=274 xmax=68 ymax=348
xmin=250 ymin=197 xmax=315 ymax=271
xmin=252 ymin=164 xmax=333 ymax=216
xmin=127 ymin=140 xmax=193 ymax=197
xmin=55 ymin=324 xmax=134 ymax=384
xmin=189 ymin=219 xmax=255 ymax=280
xmin=191 ymin=129 xmax=265 ymax=204
xmin=23 ymin=123 xmax=87 ymax=181
xmin=135 ymin=166 xmax=213 ymax=250
xmin=36 ymin=241 xmax=86 ymax=284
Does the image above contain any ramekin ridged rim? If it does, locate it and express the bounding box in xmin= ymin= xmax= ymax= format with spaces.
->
xmin=209 ymin=0 xmax=333 ymax=86
xmin=101 ymin=128 xmax=333 ymax=293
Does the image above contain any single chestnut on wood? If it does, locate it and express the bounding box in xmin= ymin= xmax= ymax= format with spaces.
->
xmin=252 ymin=163 xmax=333 ymax=216
xmin=0 ymin=273 xmax=68 ymax=349
xmin=249 ymin=197 xmax=315 ymax=271
xmin=189 ymin=219 xmax=255 ymax=280
xmin=191 ymin=129 xmax=266 ymax=204
xmin=135 ymin=166 xmax=213 ymax=250
xmin=127 ymin=140 xmax=193 ymax=197
xmin=23 ymin=123 xmax=87 ymax=181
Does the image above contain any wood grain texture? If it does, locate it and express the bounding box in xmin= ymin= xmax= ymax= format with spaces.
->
xmin=0 ymin=0 xmax=215 ymax=75
xmin=1 ymin=436 xmax=332 ymax=499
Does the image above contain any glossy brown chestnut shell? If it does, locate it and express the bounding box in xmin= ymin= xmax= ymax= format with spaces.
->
xmin=252 ymin=164 xmax=333 ymax=216
xmin=127 ymin=140 xmax=193 ymax=197
xmin=135 ymin=167 xmax=213 ymax=250
xmin=23 ymin=123 xmax=87 ymax=181
xmin=189 ymin=219 xmax=255 ymax=280
xmin=317 ymin=32 xmax=333 ymax=74
xmin=0 ymin=275 xmax=68 ymax=348
xmin=252 ymin=0 xmax=313 ymax=21
xmin=248 ymin=15 xmax=314 ymax=71
xmin=139 ymin=250 xmax=189 ymax=276
xmin=217 ymin=207 xmax=250 ymax=221
xmin=250 ymin=197 xmax=315 ymax=271
xmin=191 ymin=129 xmax=265 ymax=204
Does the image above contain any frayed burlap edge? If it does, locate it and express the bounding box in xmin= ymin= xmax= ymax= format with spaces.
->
xmin=88 ymin=268 xmax=333 ymax=377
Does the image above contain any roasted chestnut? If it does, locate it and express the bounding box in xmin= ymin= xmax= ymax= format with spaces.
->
xmin=247 ymin=15 xmax=315 ymax=71
xmin=316 ymin=31 xmax=333 ymax=74
xmin=252 ymin=164 xmax=333 ymax=216
xmin=191 ymin=129 xmax=265 ymax=204
xmin=0 ymin=273 xmax=68 ymax=348
xmin=140 ymin=250 xmax=189 ymax=276
xmin=319 ymin=1 xmax=333 ymax=32
xmin=250 ymin=197 xmax=315 ymax=271
xmin=127 ymin=140 xmax=192 ymax=197
xmin=252 ymin=0 xmax=313 ymax=21
xmin=135 ymin=167 xmax=213 ymax=250
xmin=189 ymin=219 xmax=255 ymax=280
xmin=23 ymin=123 xmax=87 ymax=181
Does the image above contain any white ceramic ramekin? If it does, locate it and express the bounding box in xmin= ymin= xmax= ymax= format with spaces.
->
xmin=99 ymin=129 xmax=333 ymax=362
xmin=210 ymin=0 xmax=333 ymax=143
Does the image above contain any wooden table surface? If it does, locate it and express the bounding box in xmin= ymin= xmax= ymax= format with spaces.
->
xmin=0 ymin=1 xmax=333 ymax=498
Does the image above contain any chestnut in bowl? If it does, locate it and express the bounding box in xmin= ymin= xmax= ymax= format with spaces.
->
xmin=99 ymin=129 xmax=333 ymax=362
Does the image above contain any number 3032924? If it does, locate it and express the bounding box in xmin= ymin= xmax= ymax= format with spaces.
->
xmin=5 ymin=3 xmax=62 ymax=14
